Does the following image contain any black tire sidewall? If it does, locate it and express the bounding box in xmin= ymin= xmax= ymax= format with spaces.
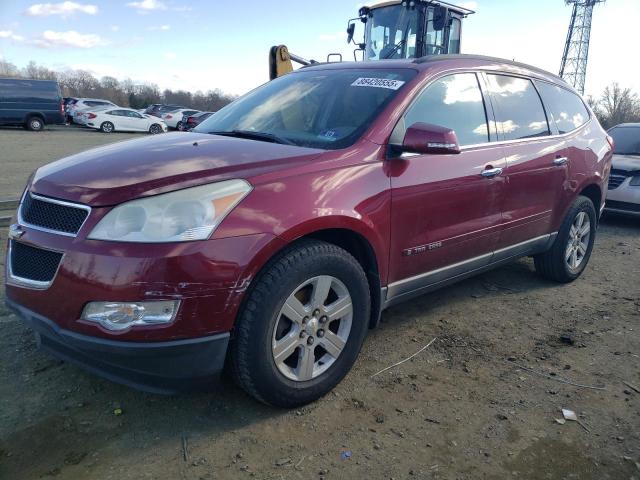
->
xmin=556 ymin=197 xmax=597 ymax=280
xmin=28 ymin=117 xmax=43 ymax=131
xmin=236 ymin=243 xmax=370 ymax=406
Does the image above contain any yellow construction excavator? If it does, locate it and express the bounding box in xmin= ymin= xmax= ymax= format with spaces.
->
xmin=269 ymin=0 xmax=475 ymax=80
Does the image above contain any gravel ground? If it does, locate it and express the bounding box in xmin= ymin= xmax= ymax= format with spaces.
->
xmin=0 ymin=127 xmax=638 ymax=480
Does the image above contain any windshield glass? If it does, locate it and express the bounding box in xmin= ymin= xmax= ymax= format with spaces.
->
xmin=365 ymin=6 xmax=419 ymax=60
xmin=609 ymin=126 xmax=640 ymax=154
xmin=194 ymin=68 xmax=416 ymax=150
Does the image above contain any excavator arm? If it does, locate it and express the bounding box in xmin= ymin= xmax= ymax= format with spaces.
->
xmin=269 ymin=45 xmax=316 ymax=80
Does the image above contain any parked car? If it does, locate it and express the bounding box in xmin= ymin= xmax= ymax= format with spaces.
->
xmin=69 ymin=99 xmax=118 ymax=123
xmin=0 ymin=78 xmax=65 ymax=130
xmin=144 ymin=104 xmax=185 ymax=118
xmin=75 ymin=105 xmax=113 ymax=126
xmin=162 ymin=108 xmax=200 ymax=129
xmin=5 ymin=55 xmax=613 ymax=407
xmin=84 ymin=107 xmax=168 ymax=134
xmin=179 ymin=111 xmax=214 ymax=131
xmin=604 ymin=123 xmax=640 ymax=216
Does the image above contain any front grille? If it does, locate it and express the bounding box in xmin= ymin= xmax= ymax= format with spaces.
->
xmin=606 ymin=200 xmax=640 ymax=213
xmin=608 ymin=174 xmax=627 ymax=190
xmin=10 ymin=241 xmax=63 ymax=283
xmin=20 ymin=193 xmax=89 ymax=235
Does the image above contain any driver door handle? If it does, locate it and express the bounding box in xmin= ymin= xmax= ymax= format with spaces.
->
xmin=481 ymin=167 xmax=503 ymax=178
xmin=553 ymin=156 xmax=569 ymax=166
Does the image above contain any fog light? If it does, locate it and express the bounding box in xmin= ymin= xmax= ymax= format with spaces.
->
xmin=81 ymin=300 xmax=179 ymax=331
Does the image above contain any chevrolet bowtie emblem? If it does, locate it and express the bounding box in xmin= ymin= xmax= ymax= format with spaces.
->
xmin=8 ymin=224 xmax=24 ymax=240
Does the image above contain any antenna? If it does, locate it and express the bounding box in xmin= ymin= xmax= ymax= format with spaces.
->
xmin=559 ymin=0 xmax=605 ymax=95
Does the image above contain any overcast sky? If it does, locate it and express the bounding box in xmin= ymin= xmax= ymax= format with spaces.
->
xmin=0 ymin=0 xmax=638 ymax=98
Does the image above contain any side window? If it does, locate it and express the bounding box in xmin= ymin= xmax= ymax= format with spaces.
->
xmin=535 ymin=81 xmax=590 ymax=134
xmin=128 ymin=111 xmax=143 ymax=118
xmin=105 ymin=110 xmax=117 ymax=116
xmin=486 ymin=74 xmax=549 ymax=141
xmin=400 ymin=73 xmax=490 ymax=146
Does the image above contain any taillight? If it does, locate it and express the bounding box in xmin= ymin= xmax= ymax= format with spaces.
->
xmin=606 ymin=135 xmax=615 ymax=151
xmin=88 ymin=113 xmax=97 ymax=119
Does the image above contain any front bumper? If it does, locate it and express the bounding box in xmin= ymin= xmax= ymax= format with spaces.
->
xmin=7 ymin=298 xmax=230 ymax=394
xmin=605 ymin=179 xmax=640 ymax=216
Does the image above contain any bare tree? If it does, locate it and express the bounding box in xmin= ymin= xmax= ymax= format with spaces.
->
xmin=2 ymin=59 xmax=236 ymax=111
xmin=595 ymin=83 xmax=640 ymax=129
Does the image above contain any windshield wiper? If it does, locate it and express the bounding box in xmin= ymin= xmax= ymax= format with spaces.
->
xmin=382 ymin=39 xmax=406 ymax=59
xmin=208 ymin=130 xmax=294 ymax=146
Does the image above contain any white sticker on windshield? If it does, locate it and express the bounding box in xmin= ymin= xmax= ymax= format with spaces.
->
xmin=351 ymin=77 xmax=405 ymax=90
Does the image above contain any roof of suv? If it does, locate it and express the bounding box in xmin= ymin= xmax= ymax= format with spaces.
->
xmin=302 ymin=54 xmax=567 ymax=88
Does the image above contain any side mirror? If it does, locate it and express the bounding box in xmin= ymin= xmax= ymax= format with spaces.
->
xmin=347 ymin=23 xmax=356 ymax=44
xmin=402 ymin=122 xmax=461 ymax=155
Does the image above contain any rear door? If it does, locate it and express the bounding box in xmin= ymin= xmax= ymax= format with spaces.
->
xmin=388 ymin=72 xmax=506 ymax=295
xmin=484 ymin=73 xmax=567 ymax=250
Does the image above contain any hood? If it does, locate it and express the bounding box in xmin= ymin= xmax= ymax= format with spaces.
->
xmin=612 ymin=154 xmax=640 ymax=172
xmin=31 ymin=132 xmax=324 ymax=206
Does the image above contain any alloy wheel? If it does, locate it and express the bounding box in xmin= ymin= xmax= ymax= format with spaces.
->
xmin=565 ymin=211 xmax=591 ymax=270
xmin=272 ymin=275 xmax=353 ymax=382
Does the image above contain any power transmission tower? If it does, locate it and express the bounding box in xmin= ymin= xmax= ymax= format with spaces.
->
xmin=559 ymin=0 xmax=604 ymax=95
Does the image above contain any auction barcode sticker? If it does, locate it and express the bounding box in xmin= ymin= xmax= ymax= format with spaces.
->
xmin=351 ymin=77 xmax=406 ymax=90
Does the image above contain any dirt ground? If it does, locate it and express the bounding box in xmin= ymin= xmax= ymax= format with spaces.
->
xmin=0 ymin=127 xmax=638 ymax=480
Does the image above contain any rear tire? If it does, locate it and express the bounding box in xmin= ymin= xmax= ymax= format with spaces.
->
xmin=534 ymin=195 xmax=597 ymax=283
xmin=149 ymin=123 xmax=162 ymax=134
xmin=26 ymin=116 xmax=44 ymax=131
xmin=100 ymin=121 xmax=114 ymax=133
xmin=228 ymin=240 xmax=370 ymax=407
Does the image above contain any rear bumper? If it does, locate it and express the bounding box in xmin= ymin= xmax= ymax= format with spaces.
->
xmin=6 ymin=298 xmax=230 ymax=394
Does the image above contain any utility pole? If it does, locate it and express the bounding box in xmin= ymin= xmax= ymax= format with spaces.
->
xmin=559 ymin=0 xmax=604 ymax=95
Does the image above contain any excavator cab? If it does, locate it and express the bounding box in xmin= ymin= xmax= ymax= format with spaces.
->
xmin=353 ymin=1 xmax=473 ymax=60
xmin=269 ymin=0 xmax=474 ymax=80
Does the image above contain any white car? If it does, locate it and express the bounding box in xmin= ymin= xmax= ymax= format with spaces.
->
xmin=161 ymin=108 xmax=200 ymax=129
xmin=75 ymin=105 xmax=113 ymax=126
xmin=69 ymin=98 xmax=117 ymax=123
xmin=85 ymin=108 xmax=168 ymax=134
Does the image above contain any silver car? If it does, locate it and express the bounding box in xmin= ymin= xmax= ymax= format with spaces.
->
xmin=605 ymin=123 xmax=640 ymax=216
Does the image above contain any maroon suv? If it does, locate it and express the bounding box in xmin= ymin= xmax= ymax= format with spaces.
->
xmin=5 ymin=55 xmax=612 ymax=407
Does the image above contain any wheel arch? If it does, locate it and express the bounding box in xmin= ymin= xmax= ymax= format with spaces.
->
xmin=24 ymin=112 xmax=45 ymax=125
xmin=579 ymin=183 xmax=602 ymax=216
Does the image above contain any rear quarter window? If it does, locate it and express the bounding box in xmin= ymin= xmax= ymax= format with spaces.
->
xmin=486 ymin=74 xmax=550 ymax=141
xmin=535 ymin=81 xmax=590 ymax=134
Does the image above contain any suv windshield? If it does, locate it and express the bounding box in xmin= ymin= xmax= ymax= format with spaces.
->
xmin=195 ymin=68 xmax=416 ymax=150
xmin=609 ymin=126 xmax=640 ymax=155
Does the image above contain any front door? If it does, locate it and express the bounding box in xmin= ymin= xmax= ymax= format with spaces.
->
xmin=387 ymin=72 xmax=506 ymax=299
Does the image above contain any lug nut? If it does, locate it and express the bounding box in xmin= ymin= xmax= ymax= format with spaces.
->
xmin=313 ymin=309 xmax=320 ymax=317
xmin=317 ymin=329 xmax=325 ymax=338
xmin=302 ymin=316 xmax=309 ymax=325
xmin=300 ymin=331 xmax=307 ymax=339
xmin=320 ymin=316 xmax=328 ymax=324
xmin=307 ymin=337 xmax=315 ymax=345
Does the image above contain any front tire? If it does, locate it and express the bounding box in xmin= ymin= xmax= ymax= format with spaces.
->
xmin=228 ymin=240 xmax=370 ymax=407
xmin=100 ymin=121 xmax=114 ymax=133
xmin=534 ymin=195 xmax=597 ymax=283
xmin=149 ymin=123 xmax=162 ymax=134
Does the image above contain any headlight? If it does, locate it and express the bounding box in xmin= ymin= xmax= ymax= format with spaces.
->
xmin=81 ymin=300 xmax=179 ymax=331
xmin=630 ymin=175 xmax=640 ymax=186
xmin=88 ymin=180 xmax=251 ymax=242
